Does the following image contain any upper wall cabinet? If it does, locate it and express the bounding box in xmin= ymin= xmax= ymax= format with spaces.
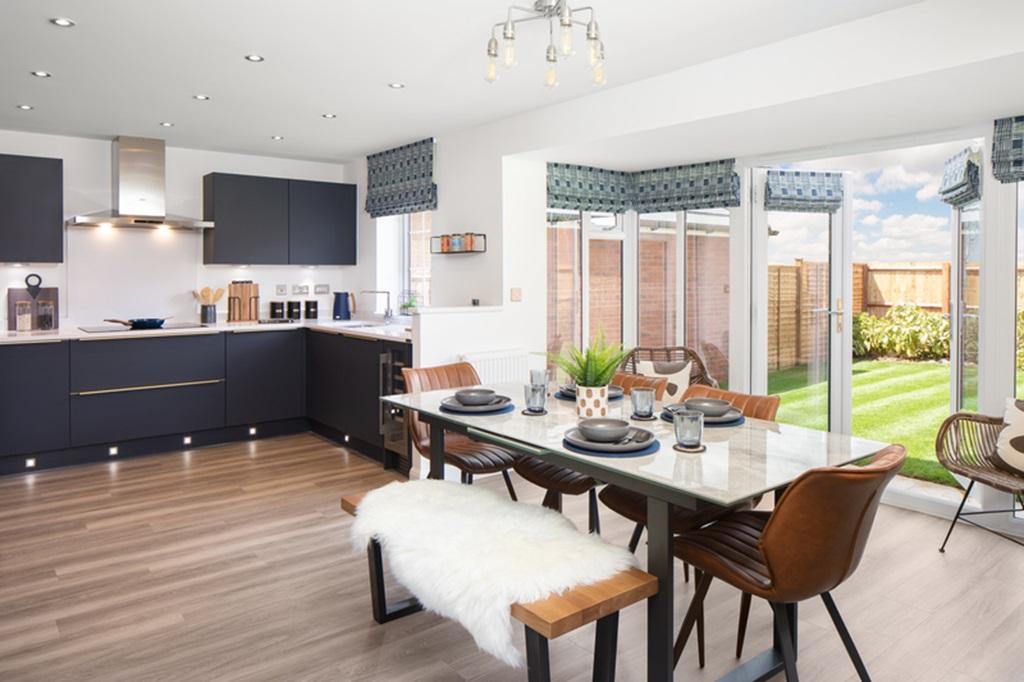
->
xmin=203 ymin=173 xmax=290 ymax=265
xmin=0 ymin=153 xmax=63 ymax=263
xmin=289 ymin=180 xmax=356 ymax=265
xmin=203 ymin=172 xmax=357 ymax=266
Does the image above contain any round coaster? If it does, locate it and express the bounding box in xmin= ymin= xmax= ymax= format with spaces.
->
xmin=521 ymin=409 xmax=548 ymax=417
xmin=673 ymin=444 xmax=706 ymax=454
xmin=630 ymin=413 xmax=658 ymax=422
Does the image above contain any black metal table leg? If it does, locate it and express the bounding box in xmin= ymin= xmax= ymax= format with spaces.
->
xmin=646 ymin=496 xmax=673 ymax=682
xmin=525 ymin=626 xmax=552 ymax=682
xmin=428 ymin=419 xmax=445 ymax=480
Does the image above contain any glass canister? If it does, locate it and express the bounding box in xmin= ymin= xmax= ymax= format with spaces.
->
xmin=15 ymin=301 xmax=33 ymax=331
xmin=36 ymin=300 xmax=55 ymax=330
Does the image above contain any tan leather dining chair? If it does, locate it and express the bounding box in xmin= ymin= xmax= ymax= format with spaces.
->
xmin=402 ymin=362 xmax=519 ymax=498
xmin=513 ymin=372 xmax=668 ymax=533
xmin=673 ymin=446 xmax=906 ymax=680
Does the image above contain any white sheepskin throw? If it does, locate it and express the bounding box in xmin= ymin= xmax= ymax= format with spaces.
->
xmin=350 ymin=479 xmax=636 ymax=667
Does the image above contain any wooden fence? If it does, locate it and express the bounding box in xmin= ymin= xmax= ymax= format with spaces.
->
xmin=766 ymin=261 xmax=1008 ymax=371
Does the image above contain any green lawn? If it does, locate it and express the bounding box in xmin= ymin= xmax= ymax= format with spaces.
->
xmin=768 ymin=360 xmax=960 ymax=486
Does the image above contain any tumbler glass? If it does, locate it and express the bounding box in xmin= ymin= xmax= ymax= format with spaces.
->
xmin=673 ymin=410 xmax=704 ymax=448
xmin=530 ymin=368 xmax=550 ymax=388
xmin=524 ymin=383 xmax=547 ymax=413
xmin=631 ymin=387 xmax=655 ymax=418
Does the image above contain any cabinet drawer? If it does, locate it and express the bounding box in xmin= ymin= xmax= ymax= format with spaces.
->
xmin=70 ymin=381 xmax=225 ymax=446
xmin=70 ymin=334 xmax=225 ymax=392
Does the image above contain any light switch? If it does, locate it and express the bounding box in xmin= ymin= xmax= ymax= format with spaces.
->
xmin=293 ymin=284 xmax=309 ymax=295
xmin=510 ymin=287 xmax=523 ymax=302
xmin=314 ymin=284 xmax=330 ymax=294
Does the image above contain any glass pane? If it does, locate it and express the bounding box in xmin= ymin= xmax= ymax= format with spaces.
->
xmin=546 ymin=210 xmax=582 ymax=356
xmin=765 ymin=210 xmax=831 ymax=431
xmin=1018 ymin=183 xmax=1024 ymax=397
xmin=588 ymin=236 xmax=623 ymax=346
xmin=959 ymin=202 xmax=981 ymax=411
xmin=408 ymin=211 xmax=432 ymax=306
xmin=686 ymin=208 xmax=731 ymax=386
xmin=638 ymin=212 xmax=679 ymax=347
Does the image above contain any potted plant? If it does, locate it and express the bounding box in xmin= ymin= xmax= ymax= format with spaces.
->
xmin=552 ymin=329 xmax=632 ymax=418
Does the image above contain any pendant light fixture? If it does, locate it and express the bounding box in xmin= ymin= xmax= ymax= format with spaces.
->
xmin=484 ymin=0 xmax=605 ymax=87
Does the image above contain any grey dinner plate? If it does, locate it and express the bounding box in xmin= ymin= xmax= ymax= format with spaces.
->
xmin=440 ymin=395 xmax=512 ymax=413
xmin=662 ymin=404 xmax=743 ymax=424
xmin=559 ymin=384 xmax=625 ymax=399
xmin=563 ymin=426 xmax=655 ymax=453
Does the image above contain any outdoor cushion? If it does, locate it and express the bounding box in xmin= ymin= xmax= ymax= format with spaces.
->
xmin=638 ymin=359 xmax=691 ymax=401
xmin=995 ymin=398 xmax=1024 ymax=475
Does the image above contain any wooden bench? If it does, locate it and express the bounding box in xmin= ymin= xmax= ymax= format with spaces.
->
xmin=341 ymin=491 xmax=657 ymax=681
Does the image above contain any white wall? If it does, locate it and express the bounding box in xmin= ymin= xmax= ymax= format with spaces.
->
xmin=0 ymin=129 xmax=377 ymax=325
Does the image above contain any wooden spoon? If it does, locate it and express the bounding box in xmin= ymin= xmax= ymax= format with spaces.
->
xmin=212 ymin=287 xmax=225 ymax=304
xmin=200 ymin=287 xmax=213 ymax=305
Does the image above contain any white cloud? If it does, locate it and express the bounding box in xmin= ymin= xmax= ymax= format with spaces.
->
xmin=915 ymin=180 xmax=940 ymax=202
xmin=860 ymin=214 xmax=880 ymax=226
xmin=854 ymin=213 xmax=951 ymax=262
xmin=873 ymin=165 xmax=936 ymax=193
xmin=853 ymin=198 xmax=883 ymax=213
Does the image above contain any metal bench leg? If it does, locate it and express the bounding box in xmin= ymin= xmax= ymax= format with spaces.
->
xmin=367 ymin=539 xmax=422 ymax=624
xmin=593 ymin=611 xmax=619 ymax=682
xmin=525 ymin=626 xmax=551 ymax=682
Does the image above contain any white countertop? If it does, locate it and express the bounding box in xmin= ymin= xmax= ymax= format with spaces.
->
xmin=384 ymin=382 xmax=889 ymax=508
xmin=0 ymin=319 xmax=412 ymax=345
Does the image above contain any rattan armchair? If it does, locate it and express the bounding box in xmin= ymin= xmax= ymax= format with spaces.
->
xmin=936 ymin=412 xmax=1024 ymax=551
xmin=619 ymin=346 xmax=718 ymax=388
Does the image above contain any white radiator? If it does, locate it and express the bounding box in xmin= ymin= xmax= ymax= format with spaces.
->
xmin=459 ymin=349 xmax=530 ymax=384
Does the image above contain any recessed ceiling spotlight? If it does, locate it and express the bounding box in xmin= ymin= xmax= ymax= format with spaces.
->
xmin=31 ymin=70 xmax=52 ymax=78
xmin=160 ymin=121 xmax=174 ymax=127
xmin=16 ymin=104 xmax=33 ymax=111
xmin=50 ymin=17 xmax=75 ymax=28
xmin=321 ymin=113 xmax=337 ymax=119
xmin=387 ymin=82 xmax=406 ymax=89
xmin=271 ymin=135 xmax=284 ymax=140
xmin=244 ymin=54 xmax=265 ymax=62
xmin=193 ymin=94 xmax=210 ymax=101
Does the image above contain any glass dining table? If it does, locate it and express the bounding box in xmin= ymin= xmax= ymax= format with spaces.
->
xmin=383 ymin=382 xmax=888 ymax=681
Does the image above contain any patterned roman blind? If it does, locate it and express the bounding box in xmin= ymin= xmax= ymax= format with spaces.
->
xmin=547 ymin=158 xmax=740 ymax=213
xmin=632 ymin=159 xmax=741 ymax=212
xmin=938 ymin=148 xmax=981 ymax=207
xmin=992 ymin=116 xmax=1024 ymax=183
xmin=764 ymin=170 xmax=843 ymax=213
xmin=365 ymin=138 xmax=437 ymax=218
xmin=547 ymin=163 xmax=635 ymax=213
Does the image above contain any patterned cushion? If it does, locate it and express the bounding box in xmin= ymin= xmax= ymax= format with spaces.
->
xmin=637 ymin=360 xmax=691 ymax=401
xmin=995 ymin=398 xmax=1024 ymax=475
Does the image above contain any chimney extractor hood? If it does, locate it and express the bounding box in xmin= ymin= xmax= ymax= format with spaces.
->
xmin=67 ymin=136 xmax=213 ymax=229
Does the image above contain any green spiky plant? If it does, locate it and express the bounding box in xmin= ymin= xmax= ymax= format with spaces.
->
xmin=551 ymin=328 xmax=632 ymax=388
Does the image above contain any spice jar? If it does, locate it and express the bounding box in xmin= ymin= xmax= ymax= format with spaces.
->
xmin=15 ymin=301 xmax=32 ymax=331
xmin=36 ymin=300 xmax=55 ymax=330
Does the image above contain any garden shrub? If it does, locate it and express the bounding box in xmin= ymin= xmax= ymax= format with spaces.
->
xmin=852 ymin=304 xmax=950 ymax=360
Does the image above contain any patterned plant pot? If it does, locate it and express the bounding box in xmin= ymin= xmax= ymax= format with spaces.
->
xmin=576 ymin=385 xmax=609 ymax=418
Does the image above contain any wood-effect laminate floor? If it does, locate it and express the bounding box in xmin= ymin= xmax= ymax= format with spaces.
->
xmin=0 ymin=433 xmax=1020 ymax=681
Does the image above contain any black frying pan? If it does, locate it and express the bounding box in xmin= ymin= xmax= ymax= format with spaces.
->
xmin=104 ymin=317 xmax=173 ymax=330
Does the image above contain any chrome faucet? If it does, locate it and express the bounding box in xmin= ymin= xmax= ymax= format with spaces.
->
xmin=362 ymin=290 xmax=393 ymax=323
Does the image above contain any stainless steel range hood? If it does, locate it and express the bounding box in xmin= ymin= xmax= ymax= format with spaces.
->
xmin=67 ymin=136 xmax=213 ymax=229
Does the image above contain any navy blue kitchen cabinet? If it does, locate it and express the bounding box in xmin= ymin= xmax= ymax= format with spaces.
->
xmin=0 ymin=341 xmax=69 ymax=456
xmin=336 ymin=334 xmax=384 ymax=447
xmin=70 ymin=334 xmax=225 ymax=392
xmin=203 ymin=173 xmax=290 ymax=264
xmin=306 ymin=330 xmax=348 ymax=431
xmin=288 ymin=179 xmax=357 ymax=265
xmin=0 ymin=153 xmax=63 ymax=263
xmin=226 ymin=330 xmax=305 ymax=425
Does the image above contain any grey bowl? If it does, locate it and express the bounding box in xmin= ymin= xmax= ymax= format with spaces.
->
xmin=577 ymin=418 xmax=631 ymax=443
xmin=454 ymin=388 xmax=497 ymax=406
xmin=684 ymin=398 xmax=732 ymax=417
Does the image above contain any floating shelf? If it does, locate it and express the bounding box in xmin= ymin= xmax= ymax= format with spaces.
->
xmin=430 ymin=233 xmax=486 ymax=254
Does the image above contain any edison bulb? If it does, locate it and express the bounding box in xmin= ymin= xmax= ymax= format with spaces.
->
xmin=592 ymin=61 xmax=606 ymax=86
xmin=560 ymin=25 xmax=574 ymax=57
xmin=485 ymin=56 xmax=499 ymax=83
xmin=502 ymin=40 xmax=517 ymax=68
xmin=544 ymin=63 xmax=559 ymax=89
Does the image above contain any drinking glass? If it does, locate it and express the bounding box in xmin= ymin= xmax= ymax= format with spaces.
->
xmin=631 ymin=387 xmax=655 ymax=418
xmin=524 ymin=383 xmax=547 ymax=413
xmin=530 ymin=368 xmax=550 ymax=388
xmin=674 ymin=410 xmax=704 ymax=448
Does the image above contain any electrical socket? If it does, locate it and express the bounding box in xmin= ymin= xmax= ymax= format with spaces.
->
xmin=292 ymin=284 xmax=309 ymax=295
xmin=275 ymin=284 xmax=287 ymax=296
xmin=314 ymin=284 xmax=330 ymax=295
xmin=510 ymin=287 xmax=523 ymax=302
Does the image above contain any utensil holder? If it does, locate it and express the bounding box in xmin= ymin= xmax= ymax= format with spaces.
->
xmin=200 ymin=304 xmax=217 ymax=325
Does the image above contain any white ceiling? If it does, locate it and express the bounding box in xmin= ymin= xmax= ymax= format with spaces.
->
xmin=0 ymin=0 xmax=917 ymax=162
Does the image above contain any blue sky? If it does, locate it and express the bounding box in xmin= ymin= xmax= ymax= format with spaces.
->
xmin=766 ymin=139 xmax=978 ymax=264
